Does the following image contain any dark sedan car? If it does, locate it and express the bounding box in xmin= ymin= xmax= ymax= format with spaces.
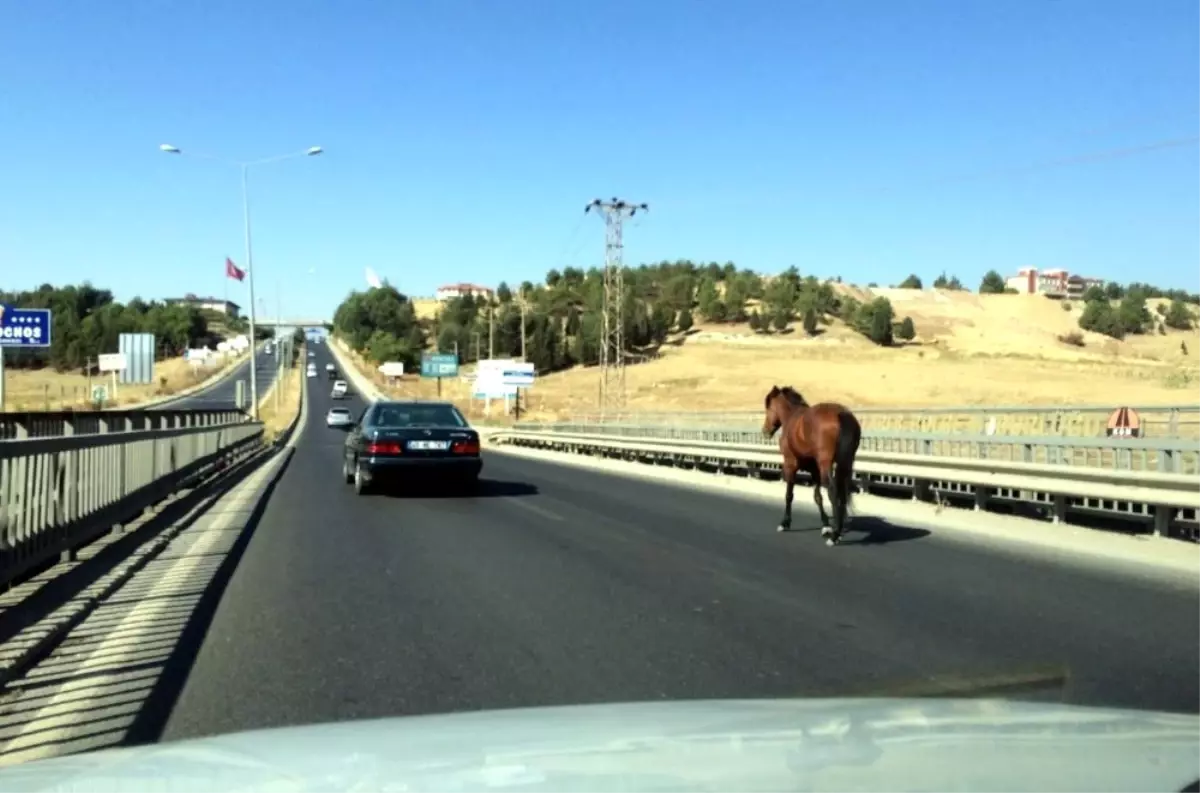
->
xmin=341 ymin=400 xmax=482 ymax=495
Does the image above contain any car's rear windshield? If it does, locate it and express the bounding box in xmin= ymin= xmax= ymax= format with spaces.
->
xmin=370 ymin=404 xmax=466 ymax=428
xmin=329 ymin=408 xmax=350 ymax=415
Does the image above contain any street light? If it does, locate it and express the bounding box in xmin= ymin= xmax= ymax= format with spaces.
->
xmin=159 ymin=143 xmax=322 ymax=419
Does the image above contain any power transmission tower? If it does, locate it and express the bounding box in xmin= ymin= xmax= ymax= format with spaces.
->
xmin=585 ymin=197 xmax=647 ymax=416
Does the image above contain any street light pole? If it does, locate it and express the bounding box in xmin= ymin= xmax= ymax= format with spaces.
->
xmin=241 ymin=163 xmax=260 ymax=418
xmin=159 ymin=143 xmax=322 ymax=420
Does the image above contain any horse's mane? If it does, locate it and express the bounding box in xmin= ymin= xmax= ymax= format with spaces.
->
xmin=765 ymin=385 xmax=808 ymax=409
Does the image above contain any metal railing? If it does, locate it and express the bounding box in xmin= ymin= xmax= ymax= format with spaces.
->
xmin=563 ymin=404 xmax=1200 ymax=441
xmin=0 ymin=422 xmax=265 ymax=588
xmin=0 ymin=409 xmax=249 ymax=441
xmin=514 ymin=423 xmax=1200 ymax=475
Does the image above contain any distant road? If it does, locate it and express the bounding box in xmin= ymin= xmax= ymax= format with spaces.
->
xmin=153 ymin=343 xmax=1199 ymax=743
xmin=151 ymin=349 xmax=280 ymax=411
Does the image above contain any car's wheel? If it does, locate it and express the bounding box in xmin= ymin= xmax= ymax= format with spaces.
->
xmin=353 ymin=465 xmax=370 ymax=495
xmin=343 ymin=457 xmax=354 ymax=485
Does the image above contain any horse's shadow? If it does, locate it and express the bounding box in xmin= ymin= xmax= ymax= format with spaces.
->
xmin=791 ymin=516 xmax=929 ymax=546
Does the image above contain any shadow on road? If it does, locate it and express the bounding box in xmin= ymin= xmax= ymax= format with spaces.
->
xmin=378 ymin=478 xmax=539 ymax=499
xmin=838 ymin=517 xmax=930 ymax=546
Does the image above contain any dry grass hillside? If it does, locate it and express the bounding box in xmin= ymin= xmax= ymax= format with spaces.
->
xmin=378 ymin=287 xmax=1199 ymax=422
xmin=4 ymin=353 xmax=243 ymax=411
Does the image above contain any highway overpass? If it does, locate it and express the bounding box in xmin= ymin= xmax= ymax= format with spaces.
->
xmin=255 ymin=317 xmax=329 ymax=328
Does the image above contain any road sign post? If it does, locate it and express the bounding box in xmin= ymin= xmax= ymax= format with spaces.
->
xmin=0 ymin=306 xmax=53 ymax=411
xmin=421 ymin=353 xmax=459 ymax=399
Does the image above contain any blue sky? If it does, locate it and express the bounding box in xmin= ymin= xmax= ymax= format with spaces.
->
xmin=1 ymin=0 xmax=1196 ymax=321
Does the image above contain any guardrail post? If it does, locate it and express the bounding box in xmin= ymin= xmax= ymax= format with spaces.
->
xmin=973 ymin=487 xmax=988 ymax=512
xmin=13 ymin=420 xmax=28 ymax=440
xmin=1051 ymin=494 xmax=1068 ymax=524
xmin=1153 ymin=505 xmax=1171 ymax=537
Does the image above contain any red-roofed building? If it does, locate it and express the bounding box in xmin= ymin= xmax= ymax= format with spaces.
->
xmin=1005 ymin=268 xmax=1105 ymax=299
xmin=436 ymin=282 xmax=494 ymax=301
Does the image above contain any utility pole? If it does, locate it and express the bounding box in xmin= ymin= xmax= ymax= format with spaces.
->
xmin=585 ymin=197 xmax=647 ymax=416
xmin=519 ymin=293 xmax=527 ymax=362
xmin=487 ymin=300 xmax=495 ymax=360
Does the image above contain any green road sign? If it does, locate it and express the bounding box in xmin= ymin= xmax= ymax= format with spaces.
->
xmin=421 ymin=353 xmax=459 ymax=378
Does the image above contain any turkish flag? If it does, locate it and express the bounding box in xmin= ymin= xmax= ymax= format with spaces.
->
xmin=225 ymin=257 xmax=246 ymax=281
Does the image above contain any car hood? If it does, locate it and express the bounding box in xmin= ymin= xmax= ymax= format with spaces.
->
xmin=0 ymin=698 xmax=1196 ymax=792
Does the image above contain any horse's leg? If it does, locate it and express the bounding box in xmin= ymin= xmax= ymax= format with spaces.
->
xmin=778 ymin=460 xmax=797 ymax=532
xmin=804 ymin=459 xmax=832 ymax=533
xmin=817 ymin=459 xmax=839 ymax=545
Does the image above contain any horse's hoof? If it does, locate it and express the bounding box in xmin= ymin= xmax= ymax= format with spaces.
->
xmin=825 ymin=537 xmax=837 ymax=547
xmin=777 ymin=524 xmax=789 ymax=533
xmin=820 ymin=526 xmax=833 ymax=537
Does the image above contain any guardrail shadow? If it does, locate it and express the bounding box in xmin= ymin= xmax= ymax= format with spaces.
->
xmin=0 ymin=445 xmax=274 ymax=655
xmin=0 ymin=443 xmax=294 ymax=765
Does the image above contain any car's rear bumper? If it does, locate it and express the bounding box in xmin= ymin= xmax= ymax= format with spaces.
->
xmin=358 ymin=456 xmax=482 ymax=481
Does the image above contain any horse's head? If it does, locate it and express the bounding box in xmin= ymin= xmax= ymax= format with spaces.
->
xmin=762 ymin=385 xmax=807 ymax=437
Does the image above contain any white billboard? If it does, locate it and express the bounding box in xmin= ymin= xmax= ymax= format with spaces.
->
xmin=98 ymin=353 xmax=126 ymax=372
xmin=379 ymin=361 xmax=405 ymax=377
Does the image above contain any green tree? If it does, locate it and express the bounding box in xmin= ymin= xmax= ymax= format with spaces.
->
xmin=1164 ymin=299 xmax=1194 ymax=330
xmin=979 ymin=271 xmax=1007 ymax=293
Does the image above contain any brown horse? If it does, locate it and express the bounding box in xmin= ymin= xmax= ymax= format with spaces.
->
xmin=762 ymin=385 xmax=862 ymax=546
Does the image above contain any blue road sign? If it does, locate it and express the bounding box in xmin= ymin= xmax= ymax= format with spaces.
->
xmin=501 ymin=363 xmax=535 ymax=386
xmin=421 ymin=352 xmax=459 ymax=378
xmin=0 ymin=306 xmax=51 ymax=348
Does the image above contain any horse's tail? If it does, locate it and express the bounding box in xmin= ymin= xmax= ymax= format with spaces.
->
xmin=832 ymin=409 xmax=862 ymax=512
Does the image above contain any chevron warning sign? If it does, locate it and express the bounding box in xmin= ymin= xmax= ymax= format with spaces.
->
xmin=1105 ymin=406 xmax=1141 ymax=438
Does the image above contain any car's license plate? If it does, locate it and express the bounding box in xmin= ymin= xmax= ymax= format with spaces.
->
xmin=407 ymin=440 xmax=449 ymax=451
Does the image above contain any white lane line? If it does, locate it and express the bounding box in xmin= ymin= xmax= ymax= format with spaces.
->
xmin=506 ymin=498 xmax=564 ymax=523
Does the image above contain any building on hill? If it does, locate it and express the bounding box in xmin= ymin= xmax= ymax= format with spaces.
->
xmin=165 ymin=294 xmax=242 ymax=317
xmin=436 ymin=282 xmax=494 ymax=302
xmin=1006 ymin=268 xmax=1104 ymax=299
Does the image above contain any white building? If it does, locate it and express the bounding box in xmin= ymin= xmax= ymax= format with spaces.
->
xmin=1005 ymin=268 xmax=1104 ymax=299
xmin=436 ymin=282 xmax=494 ymax=301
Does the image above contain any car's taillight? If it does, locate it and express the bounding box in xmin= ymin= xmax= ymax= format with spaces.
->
xmin=451 ymin=439 xmax=480 ymax=455
xmin=364 ymin=442 xmax=403 ymax=455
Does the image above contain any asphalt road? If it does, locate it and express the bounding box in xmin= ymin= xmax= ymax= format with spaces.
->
xmin=156 ymin=343 xmax=1199 ymax=742
xmin=151 ymin=348 xmax=281 ymax=411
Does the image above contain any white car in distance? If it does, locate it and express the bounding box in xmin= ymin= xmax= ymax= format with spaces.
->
xmin=326 ymin=407 xmax=353 ymax=429
xmin=331 ymin=380 xmax=349 ymax=399
xmin=306 ymin=364 xmax=317 ymax=378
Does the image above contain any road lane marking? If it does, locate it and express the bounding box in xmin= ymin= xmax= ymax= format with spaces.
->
xmin=506 ymin=498 xmax=564 ymax=523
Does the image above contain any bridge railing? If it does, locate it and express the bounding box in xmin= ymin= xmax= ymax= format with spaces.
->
xmin=0 ymin=409 xmax=250 ymax=441
xmin=0 ymin=422 xmax=265 ymax=588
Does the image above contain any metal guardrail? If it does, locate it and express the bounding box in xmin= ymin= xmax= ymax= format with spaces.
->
xmin=515 ymin=423 xmax=1200 ymax=475
xmin=491 ymin=428 xmax=1200 ymax=539
xmin=0 ymin=422 xmax=265 ymax=588
xmin=0 ymin=409 xmax=249 ymax=441
xmin=565 ymin=404 xmax=1200 ymax=441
